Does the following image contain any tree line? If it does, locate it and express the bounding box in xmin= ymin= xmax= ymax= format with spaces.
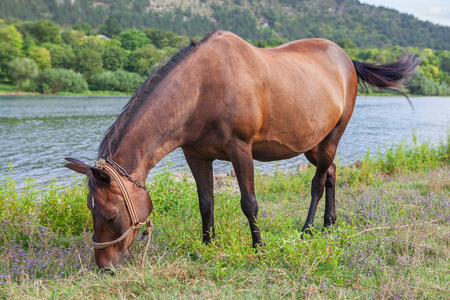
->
xmin=0 ymin=0 xmax=449 ymax=50
xmin=0 ymin=18 xmax=449 ymax=95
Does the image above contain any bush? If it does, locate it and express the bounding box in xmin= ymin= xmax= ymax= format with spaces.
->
xmin=409 ymin=68 xmax=450 ymax=96
xmin=35 ymin=68 xmax=87 ymax=94
xmin=89 ymin=69 xmax=146 ymax=93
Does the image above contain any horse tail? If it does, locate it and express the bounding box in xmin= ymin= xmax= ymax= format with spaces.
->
xmin=352 ymin=52 xmax=422 ymax=90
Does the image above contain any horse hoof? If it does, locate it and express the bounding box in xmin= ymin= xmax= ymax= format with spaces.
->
xmin=301 ymin=230 xmax=313 ymax=239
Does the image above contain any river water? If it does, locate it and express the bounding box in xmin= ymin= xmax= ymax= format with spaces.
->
xmin=1 ymin=95 xmax=449 ymax=187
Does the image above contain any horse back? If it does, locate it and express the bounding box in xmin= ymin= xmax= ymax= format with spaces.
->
xmin=185 ymin=32 xmax=357 ymax=161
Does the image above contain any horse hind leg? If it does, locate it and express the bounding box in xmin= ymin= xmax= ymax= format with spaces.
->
xmin=301 ymin=137 xmax=340 ymax=237
xmin=304 ymin=147 xmax=337 ymax=230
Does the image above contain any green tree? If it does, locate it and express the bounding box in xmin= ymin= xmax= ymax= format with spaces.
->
xmin=0 ymin=41 xmax=21 ymax=79
xmin=253 ymin=40 xmax=268 ymax=48
xmin=336 ymin=38 xmax=357 ymax=49
xmin=7 ymin=57 xmax=38 ymax=91
xmin=118 ymin=29 xmax=151 ymax=51
xmin=127 ymin=44 xmax=165 ymax=76
xmin=47 ymin=44 xmax=75 ymax=69
xmin=75 ymin=49 xmax=103 ymax=79
xmin=29 ymin=19 xmax=62 ymax=44
xmin=73 ymin=23 xmax=93 ymax=35
xmin=102 ymin=46 xmax=128 ymax=71
xmin=99 ymin=15 xmax=122 ymax=38
xmin=439 ymin=53 xmax=450 ymax=74
xmin=61 ymin=29 xmax=84 ymax=46
xmin=22 ymin=33 xmax=35 ymax=53
xmin=143 ymin=28 xmax=185 ymax=48
xmin=0 ymin=24 xmax=22 ymax=51
xmin=28 ymin=46 xmax=51 ymax=69
xmin=409 ymin=68 xmax=443 ymax=95
xmin=78 ymin=36 xmax=106 ymax=55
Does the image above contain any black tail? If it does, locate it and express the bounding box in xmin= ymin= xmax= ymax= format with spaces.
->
xmin=352 ymin=52 xmax=422 ymax=110
xmin=352 ymin=52 xmax=422 ymax=90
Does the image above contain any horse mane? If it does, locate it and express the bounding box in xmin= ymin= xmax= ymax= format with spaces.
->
xmin=98 ymin=30 xmax=219 ymax=157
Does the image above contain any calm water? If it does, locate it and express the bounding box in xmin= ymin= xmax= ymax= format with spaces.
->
xmin=1 ymin=95 xmax=449 ymax=187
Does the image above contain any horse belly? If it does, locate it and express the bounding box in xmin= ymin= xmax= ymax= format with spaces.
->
xmin=252 ymin=127 xmax=326 ymax=162
xmin=252 ymin=96 xmax=343 ymax=162
xmin=252 ymin=140 xmax=306 ymax=161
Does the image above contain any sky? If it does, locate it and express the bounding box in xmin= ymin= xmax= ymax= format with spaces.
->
xmin=360 ymin=0 xmax=450 ymax=27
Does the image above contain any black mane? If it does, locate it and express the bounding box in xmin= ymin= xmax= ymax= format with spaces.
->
xmin=98 ymin=31 xmax=218 ymax=157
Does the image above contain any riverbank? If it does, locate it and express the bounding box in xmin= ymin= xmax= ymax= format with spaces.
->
xmin=0 ymin=138 xmax=449 ymax=299
xmin=0 ymin=83 xmax=129 ymax=96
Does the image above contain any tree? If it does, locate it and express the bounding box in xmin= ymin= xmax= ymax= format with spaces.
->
xmin=0 ymin=41 xmax=21 ymax=79
xmin=118 ymin=29 xmax=151 ymax=51
xmin=143 ymin=28 xmax=185 ymax=48
xmin=28 ymin=46 xmax=51 ymax=69
xmin=7 ymin=57 xmax=38 ymax=91
xmin=30 ymin=19 xmax=62 ymax=44
xmin=61 ymin=29 xmax=85 ymax=46
xmin=99 ymin=15 xmax=122 ymax=38
xmin=22 ymin=33 xmax=35 ymax=53
xmin=102 ymin=46 xmax=128 ymax=71
xmin=0 ymin=24 xmax=22 ymax=51
xmin=75 ymin=49 xmax=103 ymax=79
xmin=127 ymin=44 xmax=165 ymax=76
xmin=78 ymin=36 xmax=107 ymax=55
xmin=48 ymin=44 xmax=75 ymax=69
xmin=73 ymin=23 xmax=93 ymax=35
xmin=336 ymin=38 xmax=357 ymax=49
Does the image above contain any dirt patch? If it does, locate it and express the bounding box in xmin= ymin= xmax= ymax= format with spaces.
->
xmin=173 ymin=171 xmax=240 ymax=194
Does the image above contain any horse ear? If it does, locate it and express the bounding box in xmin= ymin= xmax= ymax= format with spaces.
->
xmin=90 ymin=167 xmax=111 ymax=185
xmin=65 ymin=158 xmax=91 ymax=175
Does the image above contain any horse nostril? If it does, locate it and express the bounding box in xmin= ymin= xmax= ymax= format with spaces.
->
xmin=100 ymin=268 xmax=116 ymax=276
xmin=124 ymin=250 xmax=132 ymax=260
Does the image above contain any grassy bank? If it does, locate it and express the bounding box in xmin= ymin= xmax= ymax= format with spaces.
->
xmin=0 ymin=136 xmax=449 ymax=299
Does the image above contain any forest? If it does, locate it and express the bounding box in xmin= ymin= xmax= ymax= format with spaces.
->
xmin=0 ymin=0 xmax=449 ymax=95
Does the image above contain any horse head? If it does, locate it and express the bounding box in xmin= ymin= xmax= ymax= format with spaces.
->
xmin=64 ymin=157 xmax=153 ymax=269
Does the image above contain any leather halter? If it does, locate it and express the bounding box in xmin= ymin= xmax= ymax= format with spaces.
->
xmin=92 ymin=156 xmax=153 ymax=265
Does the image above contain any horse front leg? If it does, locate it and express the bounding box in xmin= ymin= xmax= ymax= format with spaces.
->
xmin=183 ymin=152 xmax=215 ymax=244
xmin=226 ymin=140 xmax=263 ymax=248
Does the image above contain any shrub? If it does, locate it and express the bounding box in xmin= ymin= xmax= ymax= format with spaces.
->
xmin=35 ymin=68 xmax=87 ymax=94
xmin=89 ymin=69 xmax=146 ymax=93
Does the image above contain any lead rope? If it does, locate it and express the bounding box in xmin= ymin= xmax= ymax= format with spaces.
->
xmin=141 ymin=214 xmax=155 ymax=267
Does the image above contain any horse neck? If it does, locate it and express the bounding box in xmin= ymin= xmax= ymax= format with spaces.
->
xmin=110 ymin=81 xmax=197 ymax=181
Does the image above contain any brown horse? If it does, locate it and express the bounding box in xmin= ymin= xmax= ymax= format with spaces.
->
xmin=65 ymin=30 xmax=421 ymax=269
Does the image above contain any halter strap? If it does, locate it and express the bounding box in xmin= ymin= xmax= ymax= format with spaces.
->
xmin=92 ymin=157 xmax=154 ymax=266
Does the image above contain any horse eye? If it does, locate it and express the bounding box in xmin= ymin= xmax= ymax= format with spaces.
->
xmin=105 ymin=212 xmax=119 ymax=223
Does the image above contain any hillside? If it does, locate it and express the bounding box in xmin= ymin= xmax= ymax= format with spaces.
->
xmin=0 ymin=0 xmax=449 ymax=50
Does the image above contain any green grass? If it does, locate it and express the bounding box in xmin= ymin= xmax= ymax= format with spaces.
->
xmin=0 ymin=82 xmax=22 ymax=94
xmin=0 ymin=136 xmax=449 ymax=299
